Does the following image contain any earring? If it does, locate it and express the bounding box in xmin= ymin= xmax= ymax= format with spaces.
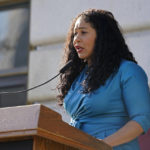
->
xmin=83 ymin=59 xmax=87 ymax=63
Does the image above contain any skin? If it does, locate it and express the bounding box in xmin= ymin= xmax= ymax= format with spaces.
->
xmin=102 ymin=121 xmax=144 ymax=147
xmin=73 ymin=16 xmax=96 ymax=65
xmin=73 ymin=16 xmax=144 ymax=148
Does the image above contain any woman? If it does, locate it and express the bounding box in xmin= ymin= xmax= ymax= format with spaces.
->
xmin=57 ymin=9 xmax=150 ymax=149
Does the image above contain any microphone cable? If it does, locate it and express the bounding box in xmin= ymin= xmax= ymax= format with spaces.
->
xmin=0 ymin=73 xmax=60 ymax=95
xmin=0 ymin=60 xmax=73 ymax=95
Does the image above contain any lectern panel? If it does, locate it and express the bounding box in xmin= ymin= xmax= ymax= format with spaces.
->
xmin=0 ymin=139 xmax=33 ymax=150
xmin=33 ymin=136 xmax=79 ymax=150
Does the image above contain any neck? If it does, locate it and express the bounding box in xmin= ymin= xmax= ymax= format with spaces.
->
xmin=83 ymin=58 xmax=91 ymax=66
xmin=87 ymin=59 xmax=92 ymax=67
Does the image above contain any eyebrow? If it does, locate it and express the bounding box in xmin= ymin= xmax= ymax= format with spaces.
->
xmin=74 ymin=27 xmax=87 ymax=30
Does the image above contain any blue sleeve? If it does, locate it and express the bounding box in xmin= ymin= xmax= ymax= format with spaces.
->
xmin=121 ymin=62 xmax=150 ymax=133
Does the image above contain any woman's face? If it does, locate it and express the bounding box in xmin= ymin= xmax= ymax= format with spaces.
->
xmin=73 ymin=16 xmax=96 ymax=64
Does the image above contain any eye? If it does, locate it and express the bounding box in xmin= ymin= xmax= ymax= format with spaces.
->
xmin=81 ymin=31 xmax=87 ymax=34
xmin=73 ymin=30 xmax=87 ymax=37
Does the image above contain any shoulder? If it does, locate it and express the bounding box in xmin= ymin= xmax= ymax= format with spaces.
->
xmin=119 ymin=59 xmax=148 ymax=82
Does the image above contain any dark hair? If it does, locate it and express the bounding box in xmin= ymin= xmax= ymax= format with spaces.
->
xmin=57 ymin=9 xmax=137 ymax=104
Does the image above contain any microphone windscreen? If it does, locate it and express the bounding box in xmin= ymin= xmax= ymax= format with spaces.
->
xmin=59 ymin=60 xmax=73 ymax=73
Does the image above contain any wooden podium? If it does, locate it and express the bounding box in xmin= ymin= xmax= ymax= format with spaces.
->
xmin=0 ymin=104 xmax=112 ymax=150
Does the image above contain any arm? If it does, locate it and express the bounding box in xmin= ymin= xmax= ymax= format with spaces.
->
xmin=102 ymin=62 xmax=150 ymax=147
xmin=103 ymin=120 xmax=143 ymax=147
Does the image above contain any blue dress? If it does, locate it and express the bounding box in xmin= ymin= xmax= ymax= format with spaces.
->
xmin=64 ymin=59 xmax=150 ymax=150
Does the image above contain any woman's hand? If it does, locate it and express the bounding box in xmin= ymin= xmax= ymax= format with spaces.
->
xmin=102 ymin=120 xmax=143 ymax=147
xmin=98 ymin=139 xmax=113 ymax=149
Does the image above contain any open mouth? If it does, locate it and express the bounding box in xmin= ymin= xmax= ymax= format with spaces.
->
xmin=75 ymin=46 xmax=84 ymax=53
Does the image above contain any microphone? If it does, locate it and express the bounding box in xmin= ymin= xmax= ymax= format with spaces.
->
xmin=0 ymin=60 xmax=73 ymax=95
xmin=59 ymin=60 xmax=73 ymax=73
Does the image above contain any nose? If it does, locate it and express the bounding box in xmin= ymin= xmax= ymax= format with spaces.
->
xmin=73 ymin=33 xmax=81 ymax=44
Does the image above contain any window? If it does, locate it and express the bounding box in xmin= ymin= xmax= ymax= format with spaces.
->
xmin=0 ymin=0 xmax=30 ymax=107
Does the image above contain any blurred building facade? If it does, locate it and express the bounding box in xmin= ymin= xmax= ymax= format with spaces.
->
xmin=0 ymin=1 xmax=29 ymax=107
